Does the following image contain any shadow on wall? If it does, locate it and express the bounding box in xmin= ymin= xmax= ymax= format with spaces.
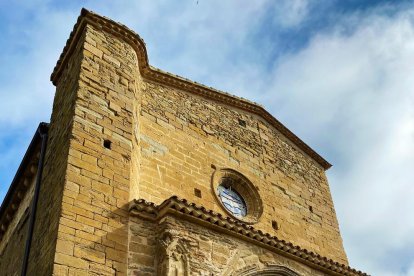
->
xmin=60 ymin=202 xmax=135 ymax=275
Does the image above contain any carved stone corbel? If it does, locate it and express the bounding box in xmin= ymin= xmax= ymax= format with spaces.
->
xmin=156 ymin=229 xmax=190 ymax=276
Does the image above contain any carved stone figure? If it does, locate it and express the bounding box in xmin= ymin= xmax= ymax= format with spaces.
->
xmin=157 ymin=230 xmax=190 ymax=276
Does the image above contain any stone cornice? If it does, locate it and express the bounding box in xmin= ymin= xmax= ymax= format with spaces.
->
xmin=130 ymin=196 xmax=367 ymax=276
xmin=51 ymin=8 xmax=332 ymax=170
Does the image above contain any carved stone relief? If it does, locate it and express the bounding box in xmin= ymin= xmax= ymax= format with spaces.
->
xmin=157 ymin=229 xmax=190 ymax=276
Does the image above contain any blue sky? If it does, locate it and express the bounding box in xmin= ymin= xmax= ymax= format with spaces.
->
xmin=1 ymin=1 xmax=414 ymax=275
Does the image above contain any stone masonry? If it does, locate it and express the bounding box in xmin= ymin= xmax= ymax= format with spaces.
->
xmin=0 ymin=9 xmax=366 ymax=276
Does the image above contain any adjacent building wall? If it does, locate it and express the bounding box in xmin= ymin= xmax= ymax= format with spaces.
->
xmin=0 ymin=178 xmax=35 ymax=275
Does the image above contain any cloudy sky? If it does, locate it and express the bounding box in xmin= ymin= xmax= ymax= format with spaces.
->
xmin=1 ymin=0 xmax=414 ymax=274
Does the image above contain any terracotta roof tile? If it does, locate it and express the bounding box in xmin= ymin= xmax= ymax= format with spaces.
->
xmin=130 ymin=196 xmax=368 ymax=276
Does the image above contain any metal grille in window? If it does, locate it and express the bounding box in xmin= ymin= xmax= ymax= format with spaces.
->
xmin=217 ymin=185 xmax=247 ymax=217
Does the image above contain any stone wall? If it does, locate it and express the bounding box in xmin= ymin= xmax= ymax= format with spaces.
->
xmin=137 ymin=82 xmax=347 ymax=263
xmin=0 ymin=211 xmax=29 ymax=275
xmin=0 ymin=179 xmax=34 ymax=275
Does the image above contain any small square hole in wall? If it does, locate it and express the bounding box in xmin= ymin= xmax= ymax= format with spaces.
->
xmin=194 ymin=188 xmax=202 ymax=198
xmin=238 ymin=119 xmax=246 ymax=127
xmin=272 ymin=220 xmax=279 ymax=230
xmin=103 ymin=139 xmax=112 ymax=149
xmin=309 ymin=206 xmax=313 ymax=213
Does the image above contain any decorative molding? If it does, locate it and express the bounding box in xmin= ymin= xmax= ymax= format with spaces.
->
xmin=50 ymin=8 xmax=332 ymax=170
xmin=130 ymin=196 xmax=367 ymax=276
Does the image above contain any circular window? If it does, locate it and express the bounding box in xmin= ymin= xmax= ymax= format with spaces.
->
xmin=218 ymin=183 xmax=247 ymax=217
xmin=212 ymin=168 xmax=263 ymax=224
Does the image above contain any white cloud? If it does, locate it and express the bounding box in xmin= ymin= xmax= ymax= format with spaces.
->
xmin=0 ymin=7 xmax=76 ymax=128
xmin=261 ymin=7 xmax=414 ymax=275
xmin=0 ymin=3 xmax=78 ymax=199
xmin=271 ymin=0 xmax=310 ymax=28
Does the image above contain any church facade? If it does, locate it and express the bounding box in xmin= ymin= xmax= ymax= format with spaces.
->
xmin=0 ymin=9 xmax=365 ymax=276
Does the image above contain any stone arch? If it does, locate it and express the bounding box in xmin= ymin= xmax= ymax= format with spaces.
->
xmin=235 ymin=265 xmax=300 ymax=276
